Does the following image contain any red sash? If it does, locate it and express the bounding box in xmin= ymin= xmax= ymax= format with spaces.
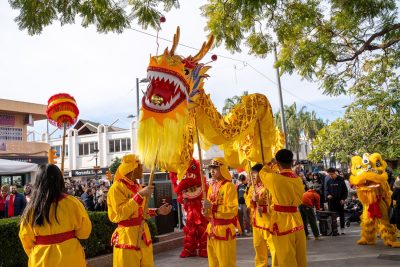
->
xmin=211 ymin=217 xmax=237 ymax=226
xmin=274 ymin=204 xmax=298 ymax=213
xmin=36 ymin=230 xmax=75 ymax=245
xmin=118 ymin=217 xmax=143 ymax=227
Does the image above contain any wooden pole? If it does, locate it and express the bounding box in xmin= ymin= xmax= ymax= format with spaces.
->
xmin=194 ymin=116 xmax=207 ymax=201
xmin=257 ymin=119 xmax=265 ymax=164
xmin=61 ymin=123 xmax=67 ymax=174
xmin=136 ymin=151 xmax=158 ymax=248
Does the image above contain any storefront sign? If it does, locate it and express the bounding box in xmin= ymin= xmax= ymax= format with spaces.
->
xmin=0 ymin=114 xmax=16 ymax=126
xmin=0 ymin=156 xmax=47 ymax=164
xmin=71 ymin=168 xmax=108 ymax=177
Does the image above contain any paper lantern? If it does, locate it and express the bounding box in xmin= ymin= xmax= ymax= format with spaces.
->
xmin=46 ymin=93 xmax=79 ymax=129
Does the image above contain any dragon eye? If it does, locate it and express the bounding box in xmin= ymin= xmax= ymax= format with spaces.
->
xmin=184 ymin=68 xmax=190 ymax=75
xmin=356 ymin=165 xmax=362 ymax=169
xmin=376 ymin=161 xmax=381 ymax=167
xmin=191 ymin=165 xmax=196 ymax=170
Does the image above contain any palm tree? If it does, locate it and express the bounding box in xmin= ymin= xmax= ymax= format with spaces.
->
xmin=222 ymin=91 xmax=249 ymax=115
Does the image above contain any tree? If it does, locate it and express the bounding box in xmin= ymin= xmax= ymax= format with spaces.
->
xmin=221 ymin=91 xmax=248 ymax=115
xmin=109 ymin=156 xmax=121 ymax=174
xmin=202 ymin=0 xmax=400 ymax=95
xmin=274 ymin=102 xmax=325 ymax=161
xmin=9 ymin=0 xmax=180 ymax=35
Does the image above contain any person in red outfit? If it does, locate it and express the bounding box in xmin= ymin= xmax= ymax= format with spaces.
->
xmin=299 ymin=186 xmax=321 ymax=240
xmin=0 ymin=185 xmax=9 ymax=218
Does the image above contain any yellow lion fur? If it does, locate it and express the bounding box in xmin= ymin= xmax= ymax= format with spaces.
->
xmin=350 ymin=153 xmax=400 ymax=247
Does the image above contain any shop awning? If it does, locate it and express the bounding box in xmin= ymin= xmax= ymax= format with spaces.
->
xmin=0 ymin=159 xmax=38 ymax=174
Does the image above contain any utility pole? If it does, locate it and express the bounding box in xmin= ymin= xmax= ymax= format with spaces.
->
xmin=274 ymin=45 xmax=288 ymax=149
xmin=136 ymin=78 xmax=140 ymax=119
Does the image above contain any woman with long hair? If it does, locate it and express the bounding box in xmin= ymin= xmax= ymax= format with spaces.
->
xmin=19 ymin=164 xmax=92 ymax=267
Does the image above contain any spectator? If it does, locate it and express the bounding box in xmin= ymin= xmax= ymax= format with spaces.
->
xmin=5 ymin=185 xmax=27 ymax=217
xmin=299 ymin=185 xmax=321 ymax=240
xmin=74 ymin=185 xmax=84 ymax=197
xmin=344 ymin=193 xmax=362 ymax=226
xmin=390 ymin=178 xmax=400 ymax=230
xmin=94 ymin=190 xmax=108 ymax=212
xmin=237 ymin=174 xmax=251 ymax=236
xmin=24 ymin=184 xmax=32 ymax=203
xmin=80 ymin=188 xmax=95 ymax=211
xmin=326 ymin=168 xmax=348 ymax=235
xmin=0 ymin=185 xmax=9 ymax=219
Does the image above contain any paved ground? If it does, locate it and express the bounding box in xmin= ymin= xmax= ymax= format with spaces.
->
xmin=155 ymin=226 xmax=400 ymax=267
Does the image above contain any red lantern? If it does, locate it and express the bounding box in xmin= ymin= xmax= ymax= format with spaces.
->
xmin=46 ymin=93 xmax=79 ymax=129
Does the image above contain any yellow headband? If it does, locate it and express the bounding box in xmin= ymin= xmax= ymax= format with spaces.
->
xmin=115 ymin=154 xmax=140 ymax=180
xmin=209 ymin=157 xmax=232 ymax=181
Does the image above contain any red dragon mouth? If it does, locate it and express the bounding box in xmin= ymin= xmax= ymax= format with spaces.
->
xmin=142 ymin=66 xmax=189 ymax=113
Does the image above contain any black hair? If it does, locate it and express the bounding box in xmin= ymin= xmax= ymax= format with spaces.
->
xmin=239 ymin=174 xmax=247 ymax=182
xmin=326 ymin=167 xmax=336 ymax=173
xmin=21 ymin=164 xmax=65 ymax=226
xmin=275 ymin=149 xmax=293 ymax=168
xmin=251 ymin=163 xmax=263 ymax=172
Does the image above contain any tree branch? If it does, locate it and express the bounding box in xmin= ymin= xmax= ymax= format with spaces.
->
xmin=336 ymin=23 xmax=400 ymax=62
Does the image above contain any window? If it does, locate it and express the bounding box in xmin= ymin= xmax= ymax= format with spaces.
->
xmin=78 ymin=142 xmax=98 ymax=156
xmin=109 ymin=138 xmax=131 ymax=153
xmin=0 ymin=127 xmax=23 ymax=141
xmin=51 ymin=145 xmax=68 ymax=156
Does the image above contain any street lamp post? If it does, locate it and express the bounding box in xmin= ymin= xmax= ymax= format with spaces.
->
xmin=136 ymin=78 xmax=150 ymax=119
xmin=93 ymin=148 xmax=100 ymax=180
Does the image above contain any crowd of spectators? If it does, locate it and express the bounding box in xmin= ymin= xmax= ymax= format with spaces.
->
xmin=0 ymin=178 xmax=110 ymax=219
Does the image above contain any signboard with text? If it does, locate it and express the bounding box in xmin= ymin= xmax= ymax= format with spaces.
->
xmin=71 ymin=168 xmax=108 ymax=177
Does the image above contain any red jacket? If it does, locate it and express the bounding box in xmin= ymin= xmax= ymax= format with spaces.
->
xmin=0 ymin=194 xmax=6 ymax=214
xmin=301 ymin=189 xmax=320 ymax=210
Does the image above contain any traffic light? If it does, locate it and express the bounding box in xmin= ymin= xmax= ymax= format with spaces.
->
xmin=48 ymin=148 xmax=58 ymax=164
xmin=105 ymin=170 xmax=113 ymax=181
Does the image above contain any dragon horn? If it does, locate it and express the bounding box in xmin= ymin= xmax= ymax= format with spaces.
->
xmin=191 ymin=35 xmax=215 ymax=62
xmin=170 ymin=26 xmax=180 ymax=56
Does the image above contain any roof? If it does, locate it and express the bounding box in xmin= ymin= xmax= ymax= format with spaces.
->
xmin=0 ymin=98 xmax=47 ymax=121
xmin=74 ymin=119 xmax=127 ymax=135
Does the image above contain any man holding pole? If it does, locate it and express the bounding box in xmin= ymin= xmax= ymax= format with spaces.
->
xmin=259 ymin=149 xmax=307 ymax=267
xmin=107 ymin=154 xmax=172 ymax=267
xmin=203 ymin=157 xmax=239 ymax=267
xmin=245 ymin=163 xmax=272 ymax=267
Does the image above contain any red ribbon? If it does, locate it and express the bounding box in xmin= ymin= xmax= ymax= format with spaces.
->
xmin=367 ymin=201 xmax=382 ymax=219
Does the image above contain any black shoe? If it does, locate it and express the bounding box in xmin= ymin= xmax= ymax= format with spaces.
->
xmin=332 ymin=233 xmax=340 ymax=236
xmin=341 ymin=232 xmax=345 ymax=235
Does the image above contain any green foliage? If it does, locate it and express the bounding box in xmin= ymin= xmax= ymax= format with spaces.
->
xmin=274 ymin=102 xmax=325 ymax=160
xmin=8 ymin=0 xmax=180 ymax=35
xmin=109 ymin=157 xmax=122 ymax=174
xmin=221 ymin=91 xmax=248 ymax=115
xmin=0 ymin=212 xmax=158 ymax=266
xmin=202 ymin=0 xmax=400 ymax=95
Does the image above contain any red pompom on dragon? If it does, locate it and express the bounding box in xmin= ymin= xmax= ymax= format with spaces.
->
xmin=137 ymin=27 xmax=283 ymax=258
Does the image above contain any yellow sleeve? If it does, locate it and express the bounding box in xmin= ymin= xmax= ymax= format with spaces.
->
xmin=107 ymin=183 xmax=141 ymax=222
xmin=244 ymin=185 xmax=253 ymax=208
xmin=72 ymin=197 xmax=92 ymax=239
xmin=19 ymin=220 xmax=35 ymax=257
xmin=216 ymin=183 xmax=238 ymax=217
xmin=259 ymin=169 xmax=273 ymax=189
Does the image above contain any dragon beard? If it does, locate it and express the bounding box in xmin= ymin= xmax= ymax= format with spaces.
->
xmin=137 ymin=108 xmax=193 ymax=177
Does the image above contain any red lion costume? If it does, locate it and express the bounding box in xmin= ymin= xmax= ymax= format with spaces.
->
xmin=170 ymin=159 xmax=208 ymax=258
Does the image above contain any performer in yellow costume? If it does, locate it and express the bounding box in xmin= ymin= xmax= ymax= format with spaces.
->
xmin=203 ymin=157 xmax=239 ymax=267
xmin=245 ymin=163 xmax=272 ymax=267
xmin=19 ymin=164 xmax=92 ymax=267
xmin=107 ymin=154 xmax=172 ymax=267
xmin=259 ymin=149 xmax=307 ymax=267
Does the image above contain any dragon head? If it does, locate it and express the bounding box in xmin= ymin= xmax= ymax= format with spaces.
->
xmin=141 ymin=26 xmax=214 ymax=122
xmin=350 ymin=153 xmax=390 ymax=204
xmin=170 ymin=159 xmax=205 ymax=200
xmin=138 ymin=27 xmax=214 ymax=177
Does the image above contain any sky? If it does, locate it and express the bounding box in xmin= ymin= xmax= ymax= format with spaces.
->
xmin=0 ymin=0 xmax=351 ymax=139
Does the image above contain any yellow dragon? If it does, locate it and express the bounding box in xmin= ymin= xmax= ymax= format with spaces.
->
xmin=137 ymin=27 xmax=283 ymax=178
xmin=350 ymin=153 xmax=400 ymax=247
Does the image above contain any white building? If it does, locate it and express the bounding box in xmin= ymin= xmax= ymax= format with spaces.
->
xmin=46 ymin=119 xmax=136 ymax=181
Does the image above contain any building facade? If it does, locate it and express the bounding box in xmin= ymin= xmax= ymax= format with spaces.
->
xmin=0 ymin=98 xmax=49 ymax=186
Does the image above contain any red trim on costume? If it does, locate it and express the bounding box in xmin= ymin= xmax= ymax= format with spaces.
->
xmin=279 ymin=169 xmax=299 ymax=178
xmin=111 ymin=231 xmax=152 ymax=250
xmin=211 ymin=204 xmax=218 ymax=213
xmin=273 ymin=204 xmax=298 ymax=213
xmin=368 ymin=197 xmax=382 ymax=219
xmin=269 ymin=223 xmax=304 ymax=236
xmin=133 ymin=193 xmax=144 ymax=205
xmin=36 ymin=230 xmax=75 ymax=245
xmin=209 ymin=180 xmax=228 ymax=203
xmin=211 ymin=217 xmax=237 ymax=226
xmin=148 ymin=208 xmax=157 ymax=217
xmin=206 ymin=228 xmax=236 ymax=241
xmin=119 ymin=179 xmax=140 ymax=194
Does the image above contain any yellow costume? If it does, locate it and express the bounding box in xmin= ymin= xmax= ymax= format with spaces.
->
xmin=260 ymin=168 xmax=307 ymax=267
xmin=206 ymin=158 xmax=238 ymax=267
xmin=19 ymin=194 xmax=92 ymax=267
xmin=245 ymin=183 xmax=271 ymax=267
xmin=107 ymin=154 xmax=158 ymax=267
